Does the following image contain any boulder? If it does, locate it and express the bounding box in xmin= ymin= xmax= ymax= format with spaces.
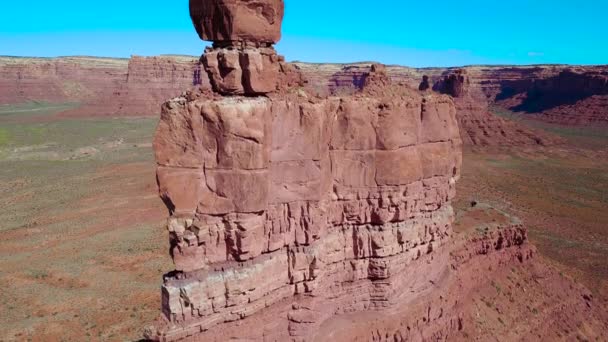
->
xmin=189 ymin=0 xmax=284 ymax=44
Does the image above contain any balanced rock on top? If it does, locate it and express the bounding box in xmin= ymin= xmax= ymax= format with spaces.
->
xmin=190 ymin=0 xmax=285 ymax=45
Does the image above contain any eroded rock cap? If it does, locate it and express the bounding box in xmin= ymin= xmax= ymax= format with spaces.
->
xmin=190 ymin=0 xmax=285 ymax=45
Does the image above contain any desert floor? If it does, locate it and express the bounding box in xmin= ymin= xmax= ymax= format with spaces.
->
xmin=0 ymin=103 xmax=606 ymax=340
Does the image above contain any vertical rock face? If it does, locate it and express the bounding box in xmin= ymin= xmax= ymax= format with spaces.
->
xmin=433 ymin=69 xmax=552 ymax=147
xmin=433 ymin=69 xmax=469 ymax=97
xmin=149 ymin=1 xmax=462 ymax=341
xmin=0 ymin=56 xmax=206 ymax=117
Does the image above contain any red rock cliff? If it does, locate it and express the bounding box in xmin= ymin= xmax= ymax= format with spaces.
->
xmin=0 ymin=55 xmax=206 ymax=116
xmin=148 ymin=2 xmax=463 ymax=340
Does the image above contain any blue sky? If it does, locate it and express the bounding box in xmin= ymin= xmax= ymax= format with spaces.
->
xmin=0 ymin=0 xmax=606 ymax=67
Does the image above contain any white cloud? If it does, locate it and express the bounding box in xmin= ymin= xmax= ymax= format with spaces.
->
xmin=527 ymin=52 xmax=545 ymax=57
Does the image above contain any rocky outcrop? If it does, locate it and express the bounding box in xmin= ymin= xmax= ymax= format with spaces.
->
xmin=193 ymin=0 xmax=302 ymax=97
xmin=433 ymin=69 xmax=469 ymax=98
xmin=419 ymin=75 xmax=430 ymax=91
xmin=433 ymin=69 xmax=553 ymax=147
xmin=148 ymin=1 xmax=463 ymax=340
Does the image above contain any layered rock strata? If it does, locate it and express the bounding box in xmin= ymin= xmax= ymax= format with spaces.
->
xmin=148 ymin=2 xmax=463 ymax=339
xmin=433 ymin=69 xmax=553 ymax=147
xmin=150 ymin=71 xmax=462 ymax=341
xmin=0 ymin=56 xmax=205 ymax=117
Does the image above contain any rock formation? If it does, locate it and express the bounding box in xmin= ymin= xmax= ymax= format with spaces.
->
xmin=147 ymin=1 xmax=464 ymax=340
xmin=0 ymin=56 xmax=206 ymax=117
xmin=141 ymin=2 xmax=608 ymax=341
xmin=419 ymin=75 xmax=430 ymax=91
xmin=189 ymin=0 xmax=300 ymax=96
xmin=492 ymin=69 xmax=608 ymax=124
xmin=321 ymin=65 xmax=555 ymax=147
xmin=190 ymin=0 xmax=284 ymax=45
xmin=432 ymin=69 xmax=552 ymax=146
xmin=433 ymin=69 xmax=469 ymax=97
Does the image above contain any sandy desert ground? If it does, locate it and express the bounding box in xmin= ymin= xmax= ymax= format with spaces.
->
xmin=0 ymin=102 xmax=606 ymax=340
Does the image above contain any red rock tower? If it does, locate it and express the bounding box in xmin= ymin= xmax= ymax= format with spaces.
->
xmin=146 ymin=1 xmax=462 ymax=340
xmin=190 ymin=0 xmax=286 ymax=95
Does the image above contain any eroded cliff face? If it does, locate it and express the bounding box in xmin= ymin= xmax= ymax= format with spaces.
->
xmin=0 ymin=56 xmax=128 ymax=105
xmin=489 ymin=68 xmax=608 ymax=124
xmin=0 ymin=55 xmax=205 ymax=116
xmin=307 ymin=63 xmax=608 ymax=129
xmin=322 ymin=65 xmax=554 ymax=147
xmin=148 ymin=2 xmax=465 ymax=340
xmin=150 ymin=57 xmax=463 ymax=341
xmin=432 ymin=69 xmax=554 ymax=147
xmin=143 ymin=1 xmax=608 ymax=340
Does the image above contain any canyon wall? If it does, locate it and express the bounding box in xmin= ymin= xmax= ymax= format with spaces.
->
xmin=0 ymin=55 xmax=206 ymax=116
xmin=307 ymin=63 xmax=608 ymax=126
xmin=0 ymin=56 xmax=128 ymax=105
xmin=2 ymin=55 xmax=605 ymax=126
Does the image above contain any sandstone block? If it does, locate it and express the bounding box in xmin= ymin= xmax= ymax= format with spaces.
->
xmin=203 ymin=47 xmax=281 ymax=95
xmin=330 ymin=99 xmax=377 ymax=150
xmin=190 ymin=0 xmax=284 ymax=44
xmin=330 ymin=151 xmax=376 ymax=188
xmin=375 ymin=101 xmax=420 ymax=150
xmin=204 ymin=169 xmax=269 ymax=214
xmin=157 ymin=167 xmax=204 ymax=216
xmin=375 ymin=147 xmax=423 ymax=186
xmin=200 ymin=97 xmax=271 ymax=170
xmin=420 ymin=96 xmax=459 ymax=143
xmin=269 ymin=160 xmax=323 ymax=203
xmin=154 ymin=98 xmax=209 ymax=168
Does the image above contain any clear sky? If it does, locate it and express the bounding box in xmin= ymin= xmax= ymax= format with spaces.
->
xmin=0 ymin=0 xmax=606 ymax=67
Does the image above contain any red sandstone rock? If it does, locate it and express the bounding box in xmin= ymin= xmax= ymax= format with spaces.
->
xmin=150 ymin=5 xmax=465 ymax=337
xmin=362 ymin=63 xmax=391 ymax=90
xmin=419 ymin=75 xmax=431 ymax=91
xmin=150 ymin=59 xmax=463 ymax=339
xmin=202 ymin=46 xmax=283 ymax=95
xmin=0 ymin=56 xmax=207 ymax=117
xmin=433 ymin=69 xmax=556 ymax=147
xmin=433 ymin=69 xmax=470 ymax=97
xmin=189 ymin=0 xmax=284 ymax=44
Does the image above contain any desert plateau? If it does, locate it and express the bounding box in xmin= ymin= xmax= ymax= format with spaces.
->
xmin=1 ymin=0 xmax=607 ymax=341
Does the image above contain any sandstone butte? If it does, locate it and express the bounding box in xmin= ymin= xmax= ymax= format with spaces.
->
xmin=144 ymin=1 xmax=607 ymax=341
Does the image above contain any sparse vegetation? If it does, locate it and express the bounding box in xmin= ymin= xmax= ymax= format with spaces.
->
xmin=0 ymin=103 xmax=171 ymax=340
